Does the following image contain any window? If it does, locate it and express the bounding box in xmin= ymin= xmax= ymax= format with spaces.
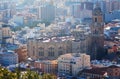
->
xmin=94 ymin=29 xmax=98 ymax=34
xmin=76 ymin=46 xmax=80 ymax=53
xmin=59 ymin=46 xmax=62 ymax=49
xmin=39 ymin=51 xmax=44 ymax=56
xmin=48 ymin=47 xmax=54 ymax=56
xmin=39 ymin=47 xmax=44 ymax=56
xmin=115 ymin=72 xmax=118 ymax=76
xmin=58 ymin=51 xmax=63 ymax=55
xmin=95 ymin=18 xmax=97 ymax=22
xmin=58 ymin=46 xmax=63 ymax=55
xmin=33 ymin=46 xmax=35 ymax=56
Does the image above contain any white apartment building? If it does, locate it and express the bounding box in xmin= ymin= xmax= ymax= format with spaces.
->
xmin=58 ymin=53 xmax=90 ymax=76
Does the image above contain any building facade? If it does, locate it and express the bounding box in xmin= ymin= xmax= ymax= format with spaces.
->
xmin=38 ymin=4 xmax=55 ymax=22
xmin=0 ymin=49 xmax=18 ymax=66
xmin=89 ymin=5 xmax=104 ymax=60
xmin=0 ymin=24 xmax=12 ymax=47
xmin=27 ymin=24 xmax=91 ymax=60
xmin=58 ymin=53 xmax=90 ymax=76
xmin=15 ymin=46 xmax=28 ymax=62
xmin=71 ymin=28 xmax=90 ymax=53
xmin=27 ymin=38 xmax=72 ymax=60
xmin=34 ymin=60 xmax=57 ymax=74
xmin=1 ymin=24 xmax=12 ymax=39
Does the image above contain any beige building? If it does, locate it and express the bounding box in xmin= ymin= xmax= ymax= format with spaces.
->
xmin=34 ymin=60 xmax=57 ymax=74
xmin=0 ymin=24 xmax=12 ymax=38
xmin=71 ymin=24 xmax=90 ymax=53
xmin=71 ymin=28 xmax=90 ymax=53
xmin=15 ymin=46 xmax=28 ymax=62
xmin=27 ymin=38 xmax=72 ymax=60
xmin=27 ymin=26 xmax=91 ymax=60
xmin=57 ymin=53 xmax=90 ymax=76
xmin=27 ymin=23 xmax=91 ymax=60
xmin=0 ymin=24 xmax=12 ymax=47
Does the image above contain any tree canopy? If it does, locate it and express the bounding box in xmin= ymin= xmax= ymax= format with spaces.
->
xmin=0 ymin=66 xmax=57 ymax=79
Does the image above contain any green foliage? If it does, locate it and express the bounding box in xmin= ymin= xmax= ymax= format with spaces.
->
xmin=0 ymin=67 xmax=57 ymax=79
xmin=0 ymin=67 xmax=17 ymax=79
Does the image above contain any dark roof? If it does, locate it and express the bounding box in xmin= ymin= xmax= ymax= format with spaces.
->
xmin=2 ymin=24 xmax=10 ymax=27
xmin=108 ymin=65 xmax=120 ymax=68
xmin=82 ymin=67 xmax=107 ymax=75
xmin=81 ymin=65 xmax=120 ymax=75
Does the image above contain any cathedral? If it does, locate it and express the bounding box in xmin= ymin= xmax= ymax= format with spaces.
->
xmin=89 ymin=5 xmax=104 ymax=60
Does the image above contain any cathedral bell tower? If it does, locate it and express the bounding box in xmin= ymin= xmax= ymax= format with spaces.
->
xmin=90 ymin=5 xmax=104 ymax=60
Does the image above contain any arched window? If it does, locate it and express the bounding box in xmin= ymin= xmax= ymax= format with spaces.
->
xmin=58 ymin=46 xmax=63 ymax=55
xmin=76 ymin=46 xmax=80 ymax=53
xmin=94 ymin=18 xmax=97 ymax=22
xmin=33 ymin=46 xmax=35 ymax=56
xmin=48 ymin=47 xmax=54 ymax=56
xmin=58 ymin=51 xmax=63 ymax=55
xmin=39 ymin=47 xmax=44 ymax=56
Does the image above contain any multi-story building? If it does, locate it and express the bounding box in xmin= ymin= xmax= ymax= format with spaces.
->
xmin=58 ymin=53 xmax=90 ymax=76
xmin=10 ymin=12 xmax=38 ymax=26
xmin=71 ymin=26 xmax=90 ymax=53
xmin=27 ymin=38 xmax=72 ymax=60
xmin=0 ymin=24 xmax=12 ymax=47
xmin=15 ymin=46 xmax=28 ymax=62
xmin=70 ymin=3 xmax=81 ymax=18
xmin=70 ymin=2 xmax=93 ymax=19
xmin=1 ymin=24 xmax=12 ymax=38
xmin=27 ymin=23 xmax=92 ymax=60
xmin=106 ymin=0 xmax=120 ymax=12
xmin=37 ymin=4 xmax=55 ymax=22
xmin=0 ymin=48 xmax=18 ymax=66
xmin=34 ymin=60 xmax=57 ymax=74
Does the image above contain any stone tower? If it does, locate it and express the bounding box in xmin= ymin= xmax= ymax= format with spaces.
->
xmin=90 ymin=5 xmax=104 ymax=60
